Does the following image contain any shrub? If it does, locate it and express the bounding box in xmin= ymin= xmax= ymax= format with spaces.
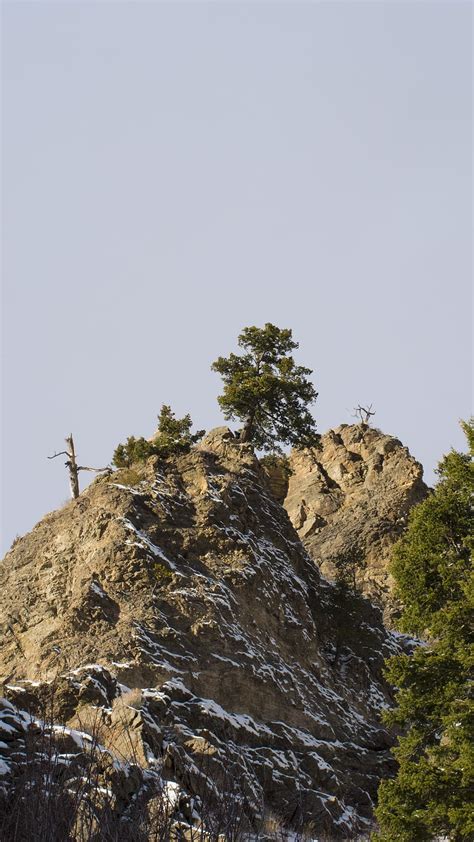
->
xmin=112 ymin=468 xmax=144 ymax=487
xmin=113 ymin=437 xmax=155 ymax=469
xmin=152 ymin=562 xmax=173 ymax=583
xmin=151 ymin=405 xmax=205 ymax=458
xmin=112 ymin=406 xmax=205 ymax=468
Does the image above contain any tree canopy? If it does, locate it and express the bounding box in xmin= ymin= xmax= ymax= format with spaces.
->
xmin=373 ymin=419 xmax=474 ymax=842
xmin=211 ymin=323 xmax=319 ymax=452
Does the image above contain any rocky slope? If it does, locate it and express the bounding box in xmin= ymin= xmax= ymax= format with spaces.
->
xmin=279 ymin=424 xmax=428 ymax=621
xmin=0 ymin=428 xmax=411 ymax=839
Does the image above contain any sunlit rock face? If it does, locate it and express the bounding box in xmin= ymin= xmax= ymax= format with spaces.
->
xmin=0 ymin=428 xmax=412 ymax=839
xmin=282 ymin=424 xmax=429 ymax=623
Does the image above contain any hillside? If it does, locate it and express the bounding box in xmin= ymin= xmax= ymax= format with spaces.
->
xmin=0 ymin=427 xmax=414 ymax=839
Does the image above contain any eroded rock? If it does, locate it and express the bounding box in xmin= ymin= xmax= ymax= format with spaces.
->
xmin=283 ymin=424 xmax=429 ymax=621
xmin=0 ymin=426 xmax=414 ymax=838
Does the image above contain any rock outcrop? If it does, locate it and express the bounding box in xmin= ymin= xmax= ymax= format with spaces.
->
xmin=0 ymin=428 xmax=411 ymax=839
xmin=282 ymin=424 xmax=429 ymax=621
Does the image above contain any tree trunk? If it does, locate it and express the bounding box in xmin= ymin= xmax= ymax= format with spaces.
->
xmin=65 ymin=434 xmax=80 ymax=498
xmin=49 ymin=436 xmax=109 ymax=496
xmin=239 ymin=414 xmax=255 ymax=443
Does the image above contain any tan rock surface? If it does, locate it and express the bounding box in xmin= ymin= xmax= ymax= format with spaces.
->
xmin=0 ymin=428 xmax=412 ymax=838
xmin=283 ymin=424 xmax=429 ymax=621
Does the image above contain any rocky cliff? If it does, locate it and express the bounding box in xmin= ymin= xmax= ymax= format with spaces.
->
xmin=0 ymin=428 xmax=411 ymax=839
xmin=279 ymin=424 xmax=428 ymax=621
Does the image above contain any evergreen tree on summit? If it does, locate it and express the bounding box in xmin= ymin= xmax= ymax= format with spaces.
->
xmin=212 ymin=323 xmax=319 ymax=453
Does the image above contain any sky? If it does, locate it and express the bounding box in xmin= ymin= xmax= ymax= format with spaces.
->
xmin=1 ymin=0 xmax=472 ymax=554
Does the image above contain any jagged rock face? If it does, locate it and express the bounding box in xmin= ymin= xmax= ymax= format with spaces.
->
xmin=283 ymin=424 xmax=429 ymax=621
xmin=0 ymin=428 xmax=408 ymax=839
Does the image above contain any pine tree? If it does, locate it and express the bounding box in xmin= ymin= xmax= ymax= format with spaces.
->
xmin=373 ymin=420 xmax=474 ymax=842
xmin=211 ymin=323 xmax=319 ymax=452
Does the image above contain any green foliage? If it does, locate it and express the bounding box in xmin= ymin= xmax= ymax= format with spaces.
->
xmin=112 ymin=406 xmax=204 ymax=468
xmin=152 ymin=562 xmax=173 ymax=582
xmin=113 ymin=437 xmax=154 ymax=468
xmin=373 ymin=419 xmax=474 ymax=842
xmin=151 ymin=404 xmax=204 ymax=458
xmin=211 ymin=323 xmax=320 ymax=453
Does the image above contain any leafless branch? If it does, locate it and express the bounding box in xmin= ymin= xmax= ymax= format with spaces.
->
xmin=47 ymin=451 xmax=70 ymax=460
xmin=77 ymin=466 xmax=111 ymax=474
xmin=352 ymin=404 xmax=376 ymax=425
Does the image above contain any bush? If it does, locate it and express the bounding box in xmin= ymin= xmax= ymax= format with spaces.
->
xmin=112 ymin=406 xmax=205 ymax=468
xmin=152 ymin=562 xmax=173 ymax=584
xmin=0 ymin=694 xmax=262 ymax=842
xmin=112 ymin=468 xmax=144 ymax=487
xmin=113 ymin=437 xmax=155 ymax=469
xmin=9 ymin=534 xmax=22 ymax=551
xmin=151 ymin=405 xmax=205 ymax=459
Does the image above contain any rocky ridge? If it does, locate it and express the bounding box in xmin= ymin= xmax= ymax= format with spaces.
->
xmin=278 ymin=424 xmax=428 ymax=621
xmin=0 ymin=427 xmax=412 ymax=839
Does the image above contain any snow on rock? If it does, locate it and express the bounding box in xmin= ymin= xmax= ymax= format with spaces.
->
xmin=0 ymin=427 xmax=408 ymax=839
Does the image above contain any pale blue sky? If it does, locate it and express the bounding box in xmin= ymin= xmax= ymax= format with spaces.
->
xmin=1 ymin=1 xmax=472 ymax=553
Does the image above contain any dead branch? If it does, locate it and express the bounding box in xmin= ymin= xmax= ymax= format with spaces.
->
xmin=77 ymin=466 xmax=111 ymax=474
xmin=352 ymin=404 xmax=376 ymax=425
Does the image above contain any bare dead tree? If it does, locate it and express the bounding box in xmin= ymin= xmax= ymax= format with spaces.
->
xmin=352 ymin=404 xmax=376 ymax=426
xmin=48 ymin=434 xmax=110 ymax=499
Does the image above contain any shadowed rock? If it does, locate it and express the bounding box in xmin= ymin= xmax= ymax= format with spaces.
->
xmin=0 ymin=427 xmax=414 ymax=838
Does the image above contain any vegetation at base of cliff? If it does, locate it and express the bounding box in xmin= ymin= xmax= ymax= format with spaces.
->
xmin=0 ymin=691 xmax=325 ymax=842
xmin=373 ymin=419 xmax=474 ymax=842
xmin=212 ymin=323 xmax=320 ymax=453
xmin=113 ymin=405 xmax=204 ymax=467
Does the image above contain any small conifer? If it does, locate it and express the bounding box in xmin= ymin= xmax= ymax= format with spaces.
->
xmin=112 ymin=406 xmax=204 ymax=467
